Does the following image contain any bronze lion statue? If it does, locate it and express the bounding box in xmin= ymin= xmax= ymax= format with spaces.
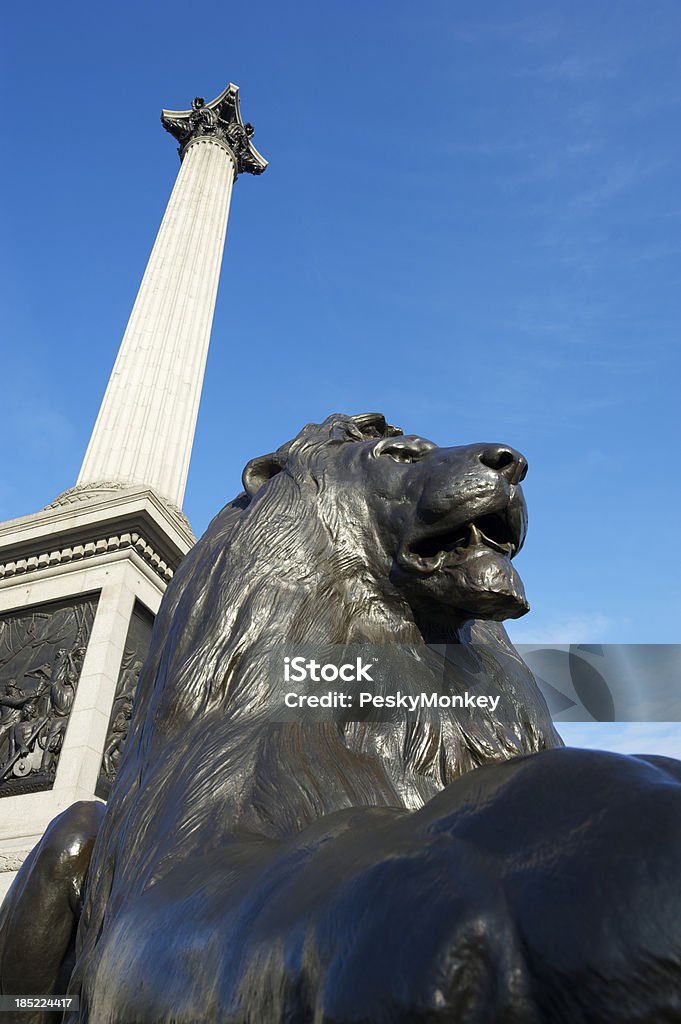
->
xmin=3 ymin=413 xmax=681 ymax=1023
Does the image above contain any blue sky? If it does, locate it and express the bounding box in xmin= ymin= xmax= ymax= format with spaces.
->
xmin=2 ymin=3 xmax=680 ymax=752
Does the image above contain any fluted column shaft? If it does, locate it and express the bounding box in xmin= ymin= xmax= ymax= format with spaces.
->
xmin=78 ymin=137 xmax=235 ymax=506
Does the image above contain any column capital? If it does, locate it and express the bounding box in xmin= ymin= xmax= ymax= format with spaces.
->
xmin=161 ymin=84 xmax=268 ymax=177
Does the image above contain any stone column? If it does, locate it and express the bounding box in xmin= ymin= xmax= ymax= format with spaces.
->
xmin=0 ymin=84 xmax=266 ymax=901
xmin=78 ymin=85 xmax=267 ymax=508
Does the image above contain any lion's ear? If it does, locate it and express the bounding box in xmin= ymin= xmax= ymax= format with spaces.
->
xmin=242 ymin=454 xmax=284 ymax=498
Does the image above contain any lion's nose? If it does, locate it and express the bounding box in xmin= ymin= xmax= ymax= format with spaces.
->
xmin=478 ymin=445 xmax=528 ymax=485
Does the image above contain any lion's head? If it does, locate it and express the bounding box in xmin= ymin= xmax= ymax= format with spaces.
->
xmin=242 ymin=412 xmax=530 ymax=633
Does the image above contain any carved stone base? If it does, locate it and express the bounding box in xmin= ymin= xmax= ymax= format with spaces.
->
xmin=0 ymin=490 xmax=194 ymax=902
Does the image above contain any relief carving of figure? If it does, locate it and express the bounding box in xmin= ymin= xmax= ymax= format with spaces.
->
xmin=101 ymin=659 xmax=143 ymax=781
xmin=36 ymin=641 xmax=85 ymax=775
xmin=9 ymin=701 xmax=42 ymax=778
xmin=0 ymin=681 xmax=26 ymax=764
xmin=102 ymin=697 xmax=134 ymax=780
xmin=0 ymin=689 xmax=47 ymax=780
xmin=118 ymin=659 xmax=144 ymax=703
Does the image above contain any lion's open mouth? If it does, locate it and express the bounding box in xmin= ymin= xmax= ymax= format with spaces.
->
xmin=406 ymin=511 xmax=517 ymax=572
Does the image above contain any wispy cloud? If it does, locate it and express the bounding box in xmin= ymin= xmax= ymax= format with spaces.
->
xmin=440 ymin=14 xmax=563 ymax=48
xmin=516 ymin=55 xmax=619 ymax=82
xmin=507 ymin=139 xmax=606 ymax=189
xmin=571 ymin=157 xmax=667 ymax=208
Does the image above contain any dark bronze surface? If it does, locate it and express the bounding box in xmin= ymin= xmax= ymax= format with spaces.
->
xmin=161 ymin=92 xmax=266 ymax=175
xmin=2 ymin=414 xmax=680 ymax=1022
xmin=0 ymin=801 xmax=104 ymax=1024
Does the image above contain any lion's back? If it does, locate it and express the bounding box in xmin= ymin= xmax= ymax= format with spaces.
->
xmin=77 ymin=749 xmax=681 ymax=1024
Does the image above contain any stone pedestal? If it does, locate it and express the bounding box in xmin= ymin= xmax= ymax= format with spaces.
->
xmin=0 ymin=488 xmax=194 ymax=900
